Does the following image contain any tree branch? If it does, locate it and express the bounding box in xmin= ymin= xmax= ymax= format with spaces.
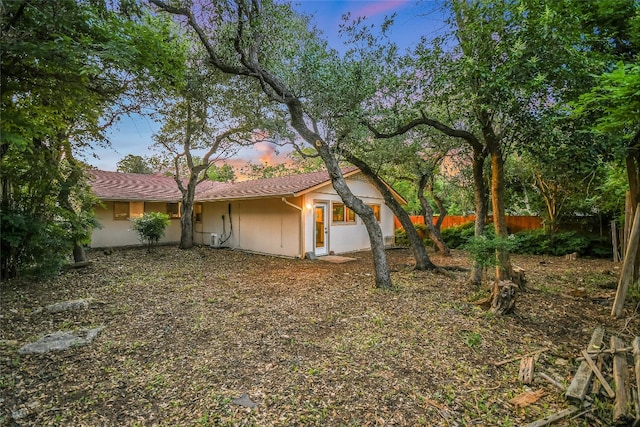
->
xmin=364 ymin=111 xmax=484 ymax=152
xmin=3 ymin=0 xmax=31 ymax=33
xmin=150 ymin=0 xmax=249 ymax=77
xmin=291 ymin=141 xmax=319 ymax=159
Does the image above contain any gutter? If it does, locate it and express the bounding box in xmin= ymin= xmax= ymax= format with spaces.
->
xmin=282 ymin=197 xmax=304 ymax=259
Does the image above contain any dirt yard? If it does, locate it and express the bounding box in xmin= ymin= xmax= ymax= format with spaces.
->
xmin=0 ymin=246 xmax=637 ymax=426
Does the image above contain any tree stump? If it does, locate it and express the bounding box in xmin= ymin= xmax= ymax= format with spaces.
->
xmin=512 ymin=265 xmax=527 ymax=289
xmin=491 ymin=280 xmax=518 ymax=315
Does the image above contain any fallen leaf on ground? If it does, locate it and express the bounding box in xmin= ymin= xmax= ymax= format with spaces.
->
xmin=509 ymin=389 xmax=546 ymax=408
xmin=0 ymin=247 xmax=632 ymax=425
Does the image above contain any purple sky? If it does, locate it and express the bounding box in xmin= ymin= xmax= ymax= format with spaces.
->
xmin=89 ymin=1 xmax=447 ymax=171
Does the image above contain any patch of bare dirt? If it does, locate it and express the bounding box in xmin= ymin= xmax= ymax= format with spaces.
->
xmin=0 ymin=247 xmax=637 ymax=426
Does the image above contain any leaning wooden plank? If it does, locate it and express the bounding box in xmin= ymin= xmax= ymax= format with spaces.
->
xmin=581 ymin=350 xmax=615 ymax=399
xmin=566 ymin=327 xmax=605 ymax=402
xmin=591 ymin=354 xmax=603 ymax=396
xmin=611 ymin=220 xmax=620 ymax=262
xmin=623 ymin=192 xmax=632 ymax=259
xmin=612 ymin=202 xmax=640 ymax=318
xmin=611 ymin=336 xmax=632 ymax=423
xmin=633 ymin=337 xmax=640 ymax=425
xmin=523 ymin=406 xmax=579 ymax=427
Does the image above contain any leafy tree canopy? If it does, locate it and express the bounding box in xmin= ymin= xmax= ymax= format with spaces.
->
xmin=117 ymin=154 xmax=154 ymax=174
xmin=207 ymin=163 xmax=236 ymax=182
xmin=0 ymin=0 xmax=187 ymax=278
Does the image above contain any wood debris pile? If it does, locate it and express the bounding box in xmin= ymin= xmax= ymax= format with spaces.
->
xmin=564 ymin=327 xmax=639 ymax=426
xmin=510 ymin=326 xmax=640 ymax=427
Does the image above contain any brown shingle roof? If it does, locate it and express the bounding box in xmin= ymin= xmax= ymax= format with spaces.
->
xmin=88 ymin=168 xmax=360 ymax=202
xmin=196 ymin=167 xmax=360 ymax=201
xmin=88 ymin=170 xmax=224 ymax=202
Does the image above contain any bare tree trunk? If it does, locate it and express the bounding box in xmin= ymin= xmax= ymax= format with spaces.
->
xmin=344 ymin=152 xmax=436 ymax=270
xmin=72 ymin=244 xmax=87 ymax=263
xmin=417 ymin=173 xmax=450 ymax=255
xmin=535 ymin=172 xmax=560 ymax=233
xmin=469 ymin=147 xmax=488 ymax=286
xmin=304 ymin=137 xmax=392 ymax=289
xmin=180 ymin=201 xmax=194 ymax=249
xmin=57 ymin=158 xmax=88 ymax=263
xmin=0 ymin=173 xmax=12 ymax=278
xmin=178 ymin=175 xmax=198 ymax=250
xmin=490 ymin=148 xmax=512 ymax=281
xmin=488 ymin=145 xmax=517 ymax=313
xmin=491 ymin=281 xmax=518 ymax=314
xmin=428 ymin=179 xmax=447 ymax=232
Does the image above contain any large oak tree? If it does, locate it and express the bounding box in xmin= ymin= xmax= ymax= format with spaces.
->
xmin=151 ymin=0 xmax=396 ymax=288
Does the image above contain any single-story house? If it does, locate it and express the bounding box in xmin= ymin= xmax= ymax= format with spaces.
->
xmin=89 ymin=168 xmax=403 ymax=258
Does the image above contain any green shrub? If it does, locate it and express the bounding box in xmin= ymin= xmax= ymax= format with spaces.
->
xmin=441 ymin=221 xmax=479 ymax=248
xmin=414 ymin=222 xmax=428 ymax=236
xmin=440 ymin=223 xmax=608 ymax=258
xmin=397 ymin=218 xmax=610 ymax=258
xmin=131 ymin=212 xmax=170 ymax=252
xmin=525 ymin=230 xmax=610 ymax=257
xmin=548 ymin=231 xmax=591 ymax=256
xmin=586 ymin=237 xmax=612 ymax=258
xmin=511 ymin=229 xmax=548 ymax=255
xmin=464 ymin=234 xmax=519 ymax=269
xmin=1 ymin=210 xmax=72 ymax=278
xmin=512 ymin=230 xmax=590 ymax=256
xmin=394 ymin=228 xmax=409 ymax=246
xmin=394 ymin=223 xmax=430 ymax=247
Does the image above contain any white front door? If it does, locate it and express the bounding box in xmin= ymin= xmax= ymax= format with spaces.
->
xmin=314 ymin=203 xmax=328 ymax=256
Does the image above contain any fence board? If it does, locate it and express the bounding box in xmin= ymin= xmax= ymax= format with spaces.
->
xmin=394 ymin=215 xmax=543 ymax=232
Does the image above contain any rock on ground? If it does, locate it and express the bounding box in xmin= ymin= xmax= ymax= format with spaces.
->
xmin=44 ymin=298 xmax=92 ymax=313
xmin=17 ymin=326 xmax=105 ymax=355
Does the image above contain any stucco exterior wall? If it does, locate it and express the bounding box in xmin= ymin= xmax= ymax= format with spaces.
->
xmin=301 ymin=176 xmax=395 ymax=256
xmin=90 ymin=201 xmax=181 ymax=248
xmin=90 ymin=174 xmax=397 ymax=257
xmin=198 ymin=198 xmax=302 ymax=257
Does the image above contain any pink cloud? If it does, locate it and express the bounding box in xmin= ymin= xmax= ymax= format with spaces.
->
xmin=255 ymin=142 xmax=278 ymax=164
xmin=350 ymin=0 xmax=410 ymax=19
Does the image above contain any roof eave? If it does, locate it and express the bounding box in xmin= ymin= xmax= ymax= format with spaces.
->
xmin=275 ymin=168 xmax=361 ymax=198
xmin=195 ymin=193 xmax=299 ymax=203
xmin=98 ymin=197 xmax=182 ymax=203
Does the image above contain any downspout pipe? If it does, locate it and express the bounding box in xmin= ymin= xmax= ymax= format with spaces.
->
xmin=282 ymin=197 xmax=304 ymax=259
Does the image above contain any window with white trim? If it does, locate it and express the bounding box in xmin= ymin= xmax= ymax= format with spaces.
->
xmin=332 ymin=203 xmax=356 ymax=223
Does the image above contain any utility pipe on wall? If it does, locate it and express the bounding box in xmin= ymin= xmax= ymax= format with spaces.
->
xmin=282 ymin=197 xmax=304 ymax=259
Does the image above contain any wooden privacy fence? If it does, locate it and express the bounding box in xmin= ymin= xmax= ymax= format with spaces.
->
xmin=394 ymin=215 xmax=544 ymax=233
